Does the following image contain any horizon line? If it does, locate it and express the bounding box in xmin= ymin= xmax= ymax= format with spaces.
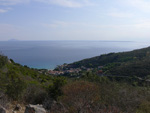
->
xmin=0 ymin=39 xmax=135 ymax=42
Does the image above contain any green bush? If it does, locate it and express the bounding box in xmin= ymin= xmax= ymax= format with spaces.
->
xmin=48 ymin=77 xmax=67 ymax=100
xmin=6 ymin=78 xmax=26 ymax=100
xmin=0 ymin=55 xmax=7 ymax=68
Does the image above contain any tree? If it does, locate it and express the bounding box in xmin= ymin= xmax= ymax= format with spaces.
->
xmin=48 ymin=77 xmax=67 ymax=100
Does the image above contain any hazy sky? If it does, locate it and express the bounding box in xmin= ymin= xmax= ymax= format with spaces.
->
xmin=1 ymin=0 xmax=150 ymax=41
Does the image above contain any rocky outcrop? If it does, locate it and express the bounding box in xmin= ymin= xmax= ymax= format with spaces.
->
xmin=0 ymin=106 xmax=6 ymax=113
xmin=24 ymin=104 xmax=46 ymax=113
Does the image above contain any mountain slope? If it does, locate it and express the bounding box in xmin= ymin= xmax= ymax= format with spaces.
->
xmin=0 ymin=54 xmax=52 ymax=100
xmin=65 ymin=46 xmax=150 ymax=77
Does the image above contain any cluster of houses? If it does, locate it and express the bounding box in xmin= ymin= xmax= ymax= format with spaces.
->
xmin=48 ymin=68 xmax=82 ymax=75
xmin=48 ymin=65 xmax=104 ymax=76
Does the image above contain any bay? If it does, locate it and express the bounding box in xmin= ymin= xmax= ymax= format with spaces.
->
xmin=0 ymin=40 xmax=149 ymax=69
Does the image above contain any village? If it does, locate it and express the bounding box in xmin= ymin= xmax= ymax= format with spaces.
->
xmin=47 ymin=64 xmax=104 ymax=76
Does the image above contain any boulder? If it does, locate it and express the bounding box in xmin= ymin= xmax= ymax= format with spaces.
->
xmin=24 ymin=104 xmax=46 ymax=113
xmin=0 ymin=106 xmax=6 ymax=113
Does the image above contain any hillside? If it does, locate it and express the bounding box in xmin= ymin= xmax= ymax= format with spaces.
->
xmin=0 ymin=55 xmax=52 ymax=86
xmin=65 ymin=46 xmax=150 ymax=77
xmin=0 ymin=54 xmax=54 ymax=103
xmin=1 ymin=50 xmax=150 ymax=112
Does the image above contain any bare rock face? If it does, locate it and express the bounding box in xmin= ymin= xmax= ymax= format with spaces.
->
xmin=0 ymin=106 xmax=6 ymax=113
xmin=24 ymin=104 xmax=46 ymax=113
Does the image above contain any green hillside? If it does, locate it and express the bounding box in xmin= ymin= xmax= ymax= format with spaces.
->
xmin=66 ymin=46 xmax=150 ymax=77
xmin=1 ymin=49 xmax=150 ymax=112
xmin=0 ymin=54 xmax=54 ymax=102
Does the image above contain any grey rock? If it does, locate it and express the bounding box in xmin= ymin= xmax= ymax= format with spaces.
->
xmin=24 ymin=104 xmax=46 ymax=113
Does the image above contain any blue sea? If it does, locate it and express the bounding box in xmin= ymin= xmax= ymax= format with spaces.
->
xmin=0 ymin=41 xmax=149 ymax=69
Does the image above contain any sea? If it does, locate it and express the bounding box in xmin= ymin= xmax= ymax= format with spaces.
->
xmin=0 ymin=40 xmax=149 ymax=69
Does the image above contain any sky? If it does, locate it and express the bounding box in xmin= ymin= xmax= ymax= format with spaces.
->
xmin=1 ymin=0 xmax=150 ymax=41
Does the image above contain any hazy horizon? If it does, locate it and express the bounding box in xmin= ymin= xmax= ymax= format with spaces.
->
xmin=0 ymin=39 xmax=137 ymax=42
xmin=0 ymin=39 xmax=149 ymax=43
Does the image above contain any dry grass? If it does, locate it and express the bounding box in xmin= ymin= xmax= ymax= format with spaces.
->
xmin=6 ymin=101 xmax=25 ymax=113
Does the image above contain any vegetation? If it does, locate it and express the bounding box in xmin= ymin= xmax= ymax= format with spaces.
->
xmin=65 ymin=46 xmax=150 ymax=78
xmin=0 ymin=54 xmax=7 ymax=68
xmin=0 ymin=54 xmax=53 ymax=103
xmin=60 ymin=81 xmax=100 ymax=113
xmin=48 ymin=77 xmax=67 ymax=101
xmin=1 ymin=47 xmax=150 ymax=112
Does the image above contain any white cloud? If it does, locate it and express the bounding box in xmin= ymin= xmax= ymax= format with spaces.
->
xmin=0 ymin=0 xmax=29 ymax=6
xmin=134 ymin=19 xmax=150 ymax=29
xmin=123 ymin=0 xmax=150 ymax=12
xmin=41 ymin=20 xmax=90 ymax=29
xmin=0 ymin=0 xmax=29 ymax=13
xmin=0 ymin=8 xmax=8 ymax=13
xmin=0 ymin=0 xmax=94 ymax=14
xmin=0 ymin=0 xmax=94 ymax=13
xmin=108 ymin=12 xmax=133 ymax=18
xmin=34 ymin=0 xmax=94 ymax=8
xmin=41 ymin=21 xmax=69 ymax=28
xmin=41 ymin=19 xmax=150 ymax=41
xmin=0 ymin=7 xmax=11 ymax=13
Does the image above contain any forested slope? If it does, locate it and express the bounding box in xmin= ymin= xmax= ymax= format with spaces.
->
xmin=66 ymin=46 xmax=150 ymax=77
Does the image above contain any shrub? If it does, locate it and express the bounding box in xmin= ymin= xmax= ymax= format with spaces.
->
xmin=0 ymin=55 xmax=7 ymax=68
xmin=24 ymin=84 xmax=47 ymax=104
xmin=6 ymin=78 xmax=26 ymax=100
xmin=60 ymin=81 xmax=100 ymax=113
xmin=48 ymin=77 xmax=67 ymax=100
